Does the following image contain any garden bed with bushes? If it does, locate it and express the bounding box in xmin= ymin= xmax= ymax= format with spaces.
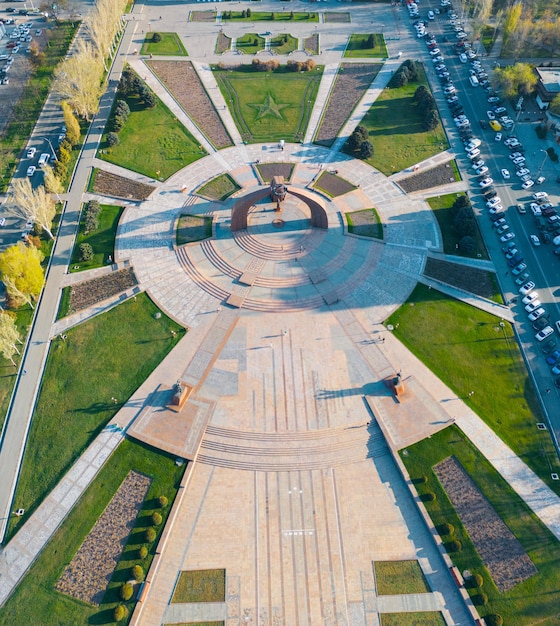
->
xmin=89 ymin=168 xmax=156 ymax=201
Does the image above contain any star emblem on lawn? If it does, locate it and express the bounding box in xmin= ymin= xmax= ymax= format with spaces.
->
xmin=248 ymin=94 xmax=290 ymax=120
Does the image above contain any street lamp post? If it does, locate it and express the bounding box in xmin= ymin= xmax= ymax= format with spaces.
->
xmin=537 ymin=149 xmax=548 ymax=179
xmin=37 ymin=137 xmax=58 ymax=161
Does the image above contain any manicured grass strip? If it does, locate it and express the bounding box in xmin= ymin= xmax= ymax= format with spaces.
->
xmin=387 ymin=284 xmax=560 ymax=489
xmin=220 ymin=11 xmax=318 ymax=22
xmin=375 ymin=560 xmax=430 ymax=595
xmin=8 ymin=293 xmax=186 ymax=540
xmin=57 ymin=286 xmax=71 ymax=321
xmin=0 ymin=439 xmax=184 ymax=625
xmin=344 ymin=33 xmax=387 ymax=58
xmin=346 ymin=208 xmax=383 ymax=239
xmin=99 ymin=93 xmax=206 ymax=180
xmin=345 ymin=62 xmax=447 ymax=175
xmin=401 ymin=426 xmax=560 ymax=625
xmin=214 ymin=65 xmax=322 ymax=144
xmin=141 ymin=32 xmax=188 ymax=56
xmin=270 ymin=34 xmax=298 ymax=55
xmin=172 ymin=569 xmax=226 ymax=603
xmin=196 ymin=173 xmax=240 ymax=201
xmin=426 ymin=193 xmax=488 ymax=259
xmin=69 ymin=204 xmax=123 ymax=272
xmin=380 ymin=613 xmax=446 ymax=626
xmin=177 ymin=214 xmax=213 ymax=245
xmin=0 ymin=22 xmax=78 ymax=193
xmin=235 ymin=33 xmax=265 ymax=54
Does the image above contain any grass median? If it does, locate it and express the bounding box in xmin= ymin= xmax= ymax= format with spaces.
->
xmin=386 ymin=283 xmax=559 ymax=486
xmin=401 ymin=425 xmax=560 ymax=625
xmin=0 ymin=438 xmax=184 ymax=625
xmin=8 ymin=292 xmax=185 ymax=540
xmin=141 ymin=32 xmax=188 ymax=56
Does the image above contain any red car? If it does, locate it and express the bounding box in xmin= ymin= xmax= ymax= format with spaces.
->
xmin=6 ymin=42 xmax=17 ymax=49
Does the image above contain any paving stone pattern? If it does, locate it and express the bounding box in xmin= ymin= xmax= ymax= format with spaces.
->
xmin=434 ymin=456 xmax=538 ymax=592
xmin=56 ymin=471 xmax=151 ymax=606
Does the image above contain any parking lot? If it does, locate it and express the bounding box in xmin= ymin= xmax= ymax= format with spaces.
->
xmin=409 ymin=0 xmax=560 ymax=437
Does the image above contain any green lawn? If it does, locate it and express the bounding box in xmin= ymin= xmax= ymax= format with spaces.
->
xmin=0 ymin=22 xmax=79 ymax=193
xmin=386 ymin=284 xmax=560 ymax=489
xmin=401 ymin=426 xmax=560 ymax=625
xmin=69 ymin=204 xmax=123 ymax=272
xmin=346 ymin=208 xmax=383 ymax=239
xmin=344 ymin=34 xmax=388 ymax=58
xmin=220 ymin=11 xmax=318 ymax=21
xmin=99 ymin=93 xmax=206 ymax=180
xmin=176 ymin=214 xmax=213 ymax=245
xmin=270 ymin=34 xmax=298 ymax=55
xmin=7 ymin=293 xmax=186 ymax=540
xmin=196 ymin=173 xmax=240 ymax=201
xmin=235 ymin=33 xmax=265 ymax=54
xmin=427 ymin=193 xmax=488 ymax=259
xmin=380 ymin=613 xmax=446 ymax=626
xmin=141 ymin=32 xmax=188 ymax=56
xmin=346 ymin=63 xmax=448 ymax=175
xmin=0 ymin=439 xmax=184 ymax=625
xmin=375 ymin=561 xmax=430 ymax=595
xmin=172 ymin=569 xmax=226 ymax=603
xmin=215 ymin=66 xmax=322 ymax=143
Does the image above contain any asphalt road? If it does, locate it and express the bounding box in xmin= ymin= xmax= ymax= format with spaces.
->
xmin=416 ymin=3 xmax=560 ymax=450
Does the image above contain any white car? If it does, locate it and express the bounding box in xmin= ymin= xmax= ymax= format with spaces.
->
xmin=488 ymin=204 xmax=503 ymax=214
xmin=479 ymin=177 xmax=493 ymax=188
xmin=429 ymin=48 xmax=441 ymax=56
xmin=471 ymin=159 xmax=484 ymax=169
xmin=516 ymin=168 xmax=530 ymax=177
xmin=501 ymin=169 xmax=510 ymax=179
xmin=500 ymin=232 xmax=515 ymax=242
xmin=530 ymin=203 xmax=542 ymax=216
xmin=525 ymin=300 xmax=543 ymax=313
xmin=26 ymin=147 xmax=36 ymax=158
xmin=530 ymin=234 xmax=541 ymax=246
xmin=513 ymin=156 xmax=526 ymax=165
xmin=528 ymin=308 xmax=546 ymax=322
xmin=522 ymin=179 xmax=535 ymax=189
xmin=519 ymin=281 xmax=535 ymax=295
xmin=487 ymin=110 xmax=496 ymax=119
xmin=26 ymin=165 xmax=36 ymax=177
xmin=533 ymin=191 xmax=548 ymax=200
xmin=535 ymin=326 xmax=554 ymax=342
xmin=522 ymin=292 xmax=539 ymax=305
xmin=476 ymin=165 xmax=489 ymax=175
xmin=467 ymin=148 xmax=481 ymax=159
xmin=495 ymin=133 xmax=502 ymax=142
xmin=486 ymin=197 xmax=501 ymax=208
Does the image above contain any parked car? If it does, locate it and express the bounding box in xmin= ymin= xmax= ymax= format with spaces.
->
xmin=500 ymin=232 xmax=516 ymax=242
xmin=501 ymin=168 xmax=510 ymax=179
xmin=26 ymin=165 xmax=36 ymax=177
xmin=519 ymin=281 xmax=535 ymax=295
xmin=536 ymin=326 xmax=554 ymax=342
xmin=522 ymin=292 xmax=540 ymax=305
xmin=512 ymin=262 xmax=528 ymax=274
xmin=530 ymin=234 xmax=541 ymax=246
xmin=516 ymin=203 xmax=526 ymax=214
xmin=522 ymin=179 xmax=535 ymax=189
xmin=525 ymin=300 xmax=543 ymax=313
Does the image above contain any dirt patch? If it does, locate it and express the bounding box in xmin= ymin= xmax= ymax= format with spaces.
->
xmin=434 ymin=456 xmax=537 ymax=592
xmin=324 ymin=12 xmax=351 ymax=23
xmin=424 ymin=258 xmax=498 ymax=301
xmin=256 ymin=162 xmax=294 ymax=183
xmin=92 ymin=169 xmax=155 ymax=201
xmin=148 ymin=60 xmax=232 ymax=150
xmin=56 ymin=471 xmax=151 ymax=606
xmin=314 ymin=63 xmax=382 ymax=147
xmin=216 ymin=31 xmax=232 ymax=54
xmin=313 ymin=170 xmax=357 ymax=197
xmin=190 ymin=10 xmax=216 ymax=22
xmin=303 ymin=33 xmax=319 ymax=55
xmin=399 ymin=162 xmax=459 ymax=193
xmin=69 ymin=268 xmax=138 ymax=314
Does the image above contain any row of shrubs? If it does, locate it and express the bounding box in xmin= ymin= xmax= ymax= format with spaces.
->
xmin=415 ymin=475 xmax=502 ymax=623
xmin=249 ymin=58 xmax=316 ymax=72
xmin=113 ymin=495 xmax=169 ymax=621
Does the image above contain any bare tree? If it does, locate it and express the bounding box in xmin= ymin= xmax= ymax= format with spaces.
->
xmin=0 ymin=314 xmax=22 ymax=367
xmin=42 ymin=164 xmax=64 ymax=201
xmin=86 ymin=0 xmax=127 ymax=71
xmin=8 ymin=177 xmax=56 ymax=239
xmin=53 ymin=40 xmax=104 ymax=121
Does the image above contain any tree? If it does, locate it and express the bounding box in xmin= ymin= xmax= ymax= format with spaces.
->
xmin=142 ymin=89 xmax=156 ymax=109
xmin=114 ymin=605 xmax=128 ymax=622
xmin=459 ymin=235 xmax=476 ymax=254
xmin=152 ymin=32 xmax=162 ymax=43
xmin=53 ymin=40 xmax=104 ymax=121
xmin=61 ymin=101 xmax=81 ymax=146
xmin=550 ymin=93 xmax=560 ymax=115
xmin=423 ymin=109 xmax=439 ymax=131
xmin=152 ymin=511 xmax=162 ymax=525
xmin=107 ymin=132 xmax=120 ymax=146
xmin=8 ymin=177 xmax=56 ymax=239
xmin=132 ymin=564 xmax=144 ymax=582
xmin=120 ymin=582 xmax=133 ymax=601
xmin=0 ymin=313 xmax=23 ymax=366
xmin=366 ymin=34 xmax=374 ymax=49
xmin=392 ymin=69 xmax=409 ymax=88
xmin=402 ymin=59 xmax=418 ymax=81
xmin=0 ymin=243 xmax=45 ymax=309
xmin=84 ymin=199 xmax=101 ymax=233
xmin=413 ymin=85 xmax=429 ymax=102
xmin=246 ymin=7 xmax=251 ymax=17
xmin=42 ymin=164 xmax=64 ymax=199
xmin=79 ymin=243 xmax=94 ymax=261
xmin=360 ymin=140 xmax=374 ymax=159
xmin=492 ymin=63 xmax=537 ymax=98
xmin=85 ymin=0 xmax=127 ymax=71
xmin=502 ymin=2 xmax=522 ymax=43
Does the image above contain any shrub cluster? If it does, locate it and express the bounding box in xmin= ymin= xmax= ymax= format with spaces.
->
xmin=120 ymin=582 xmax=133 ymax=601
xmin=152 ymin=32 xmax=162 ymax=43
xmin=346 ymin=125 xmax=374 ymax=159
xmin=413 ymin=85 xmax=439 ymax=131
xmin=114 ymin=604 xmax=128 ymax=621
xmin=390 ymin=59 xmax=419 ymax=88
xmin=547 ymin=146 xmax=559 ymax=162
xmin=287 ymin=59 xmax=316 ymax=72
xmin=118 ymin=66 xmax=156 ymax=109
xmin=84 ymin=199 xmax=101 ymax=233
xmin=79 ymin=243 xmax=94 ymax=262
xmin=450 ymin=195 xmax=478 ymax=251
xmin=132 ymin=564 xmax=144 ymax=582
xmin=112 ymin=100 xmax=130 ymax=133
xmin=252 ymin=58 xmax=279 ymax=72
